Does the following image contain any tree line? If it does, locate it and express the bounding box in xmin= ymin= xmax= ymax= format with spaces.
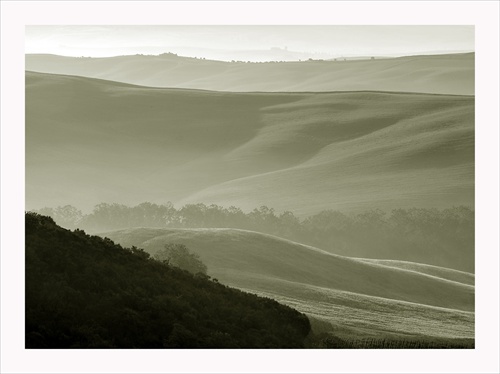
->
xmin=35 ymin=202 xmax=474 ymax=272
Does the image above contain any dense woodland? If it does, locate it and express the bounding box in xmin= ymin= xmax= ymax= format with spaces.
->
xmin=25 ymin=212 xmax=311 ymax=348
xmin=36 ymin=203 xmax=475 ymax=271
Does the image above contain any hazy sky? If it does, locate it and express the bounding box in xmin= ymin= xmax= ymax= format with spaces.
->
xmin=25 ymin=25 xmax=474 ymax=60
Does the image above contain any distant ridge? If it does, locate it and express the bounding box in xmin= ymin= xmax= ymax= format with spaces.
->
xmin=25 ymin=52 xmax=474 ymax=95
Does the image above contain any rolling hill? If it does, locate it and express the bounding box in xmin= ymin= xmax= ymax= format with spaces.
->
xmin=25 ymin=52 xmax=474 ymax=95
xmin=103 ymin=227 xmax=474 ymax=340
xmin=357 ymin=259 xmax=474 ymax=286
xmin=26 ymin=71 xmax=474 ymax=216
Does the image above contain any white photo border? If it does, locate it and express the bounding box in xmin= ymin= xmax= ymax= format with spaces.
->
xmin=1 ymin=1 xmax=499 ymax=373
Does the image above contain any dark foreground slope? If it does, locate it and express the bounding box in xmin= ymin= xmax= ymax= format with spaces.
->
xmin=26 ymin=52 xmax=474 ymax=95
xmin=26 ymin=72 xmax=474 ymax=215
xmin=25 ymin=213 xmax=310 ymax=348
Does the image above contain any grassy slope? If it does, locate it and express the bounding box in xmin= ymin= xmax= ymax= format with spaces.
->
xmin=103 ymin=227 xmax=474 ymax=340
xmin=26 ymin=72 xmax=474 ymax=215
xmin=26 ymin=53 xmax=474 ymax=95
xmin=356 ymin=259 xmax=474 ymax=286
xmin=181 ymin=91 xmax=474 ymax=215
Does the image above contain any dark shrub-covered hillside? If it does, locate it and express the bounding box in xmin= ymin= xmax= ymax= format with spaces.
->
xmin=25 ymin=212 xmax=311 ymax=348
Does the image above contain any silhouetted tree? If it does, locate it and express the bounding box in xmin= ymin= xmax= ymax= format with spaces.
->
xmin=154 ymin=243 xmax=207 ymax=275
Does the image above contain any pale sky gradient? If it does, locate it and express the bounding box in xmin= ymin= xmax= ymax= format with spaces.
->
xmin=25 ymin=25 xmax=474 ymax=61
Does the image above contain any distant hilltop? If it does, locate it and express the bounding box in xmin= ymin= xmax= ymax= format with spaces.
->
xmin=25 ymin=52 xmax=474 ymax=95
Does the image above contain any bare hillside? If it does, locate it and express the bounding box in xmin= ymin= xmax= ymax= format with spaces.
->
xmin=26 ymin=72 xmax=474 ymax=215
